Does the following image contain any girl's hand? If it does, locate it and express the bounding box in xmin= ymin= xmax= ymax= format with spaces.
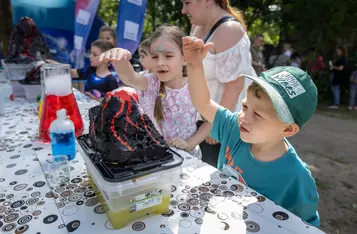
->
xmin=205 ymin=136 xmax=218 ymax=145
xmin=99 ymin=48 xmax=132 ymax=63
xmin=170 ymin=138 xmax=192 ymax=152
xmin=182 ymin=36 xmax=214 ymax=64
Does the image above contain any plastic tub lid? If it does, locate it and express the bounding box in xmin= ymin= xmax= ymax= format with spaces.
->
xmin=77 ymin=134 xmax=184 ymax=183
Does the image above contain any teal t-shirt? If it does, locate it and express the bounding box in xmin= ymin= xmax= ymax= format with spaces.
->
xmin=211 ymin=107 xmax=320 ymax=227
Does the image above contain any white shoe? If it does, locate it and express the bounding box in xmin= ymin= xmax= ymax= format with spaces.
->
xmin=328 ymin=105 xmax=339 ymax=109
xmin=348 ymin=106 xmax=353 ymax=110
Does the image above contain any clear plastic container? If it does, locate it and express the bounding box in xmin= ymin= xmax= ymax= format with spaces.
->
xmin=11 ymin=81 xmax=26 ymax=97
xmin=77 ymin=136 xmax=183 ymax=229
xmin=1 ymin=59 xmax=35 ymax=80
xmin=22 ymin=84 xmax=42 ymax=100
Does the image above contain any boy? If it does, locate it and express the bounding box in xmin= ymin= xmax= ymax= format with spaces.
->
xmin=182 ymin=36 xmax=320 ymax=227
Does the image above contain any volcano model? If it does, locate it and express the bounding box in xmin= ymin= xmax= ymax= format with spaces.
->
xmin=89 ymin=87 xmax=169 ymax=165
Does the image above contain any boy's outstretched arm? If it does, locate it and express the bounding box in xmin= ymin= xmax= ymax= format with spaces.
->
xmin=183 ymin=37 xmax=219 ymax=123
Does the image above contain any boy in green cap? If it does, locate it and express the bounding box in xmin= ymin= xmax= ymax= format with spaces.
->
xmin=182 ymin=36 xmax=319 ymax=227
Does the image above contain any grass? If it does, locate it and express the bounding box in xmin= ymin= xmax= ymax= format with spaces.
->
xmin=316 ymin=180 xmax=330 ymax=190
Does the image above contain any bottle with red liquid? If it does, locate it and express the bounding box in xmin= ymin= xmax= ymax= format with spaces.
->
xmin=39 ymin=64 xmax=84 ymax=142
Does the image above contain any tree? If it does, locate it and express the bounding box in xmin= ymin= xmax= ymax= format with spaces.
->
xmin=97 ymin=0 xmax=119 ymax=27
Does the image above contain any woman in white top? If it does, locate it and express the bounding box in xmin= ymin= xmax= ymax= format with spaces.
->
xmin=182 ymin=0 xmax=255 ymax=166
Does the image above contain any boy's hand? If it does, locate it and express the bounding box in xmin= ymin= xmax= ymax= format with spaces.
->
xmin=170 ymin=138 xmax=192 ymax=152
xmin=182 ymin=37 xmax=214 ymax=64
xmin=99 ymin=48 xmax=132 ymax=63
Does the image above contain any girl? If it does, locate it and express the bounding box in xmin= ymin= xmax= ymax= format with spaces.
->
xmin=98 ymin=26 xmax=121 ymax=84
xmin=138 ymin=38 xmax=152 ymax=72
xmin=72 ymin=39 xmax=118 ymax=101
xmin=98 ymin=26 xmax=117 ymax=46
xmin=100 ymin=25 xmax=210 ymax=157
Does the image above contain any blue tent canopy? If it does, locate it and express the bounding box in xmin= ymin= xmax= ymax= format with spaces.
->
xmin=11 ymin=0 xmax=104 ymax=66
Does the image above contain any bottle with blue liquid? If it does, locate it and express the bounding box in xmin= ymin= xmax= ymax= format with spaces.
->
xmin=49 ymin=109 xmax=76 ymax=160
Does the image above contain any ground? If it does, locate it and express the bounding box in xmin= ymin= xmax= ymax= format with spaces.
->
xmin=289 ymin=108 xmax=357 ymax=234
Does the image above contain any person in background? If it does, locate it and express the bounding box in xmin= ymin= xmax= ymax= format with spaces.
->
xmin=138 ymin=39 xmax=152 ymax=72
xmin=283 ymin=43 xmax=292 ymax=58
xmin=72 ymin=39 xmax=118 ymax=101
xmin=348 ymin=64 xmax=357 ymax=110
xmin=328 ymin=46 xmax=348 ymax=109
xmin=182 ymin=0 xmax=255 ymax=167
xmin=98 ymin=26 xmax=122 ymax=85
xmin=251 ymin=34 xmax=266 ymax=75
xmin=290 ymin=52 xmax=300 ymax=68
xmin=268 ymin=46 xmax=290 ymax=68
xmin=98 ymin=26 xmax=117 ymax=46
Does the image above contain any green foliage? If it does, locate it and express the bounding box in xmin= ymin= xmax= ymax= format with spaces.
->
xmin=97 ymin=0 xmax=119 ymax=27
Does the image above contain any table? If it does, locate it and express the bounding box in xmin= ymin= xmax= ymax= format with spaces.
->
xmin=0 ymin=90 xmax=326 ymax=234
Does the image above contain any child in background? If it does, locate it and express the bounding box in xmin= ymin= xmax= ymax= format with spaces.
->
xmin=182 ymin=36 xmax=320 ymax=226
xmin=100 ymin=25 xmax=211 ymax=158
xmin=98 ymin=26 xmax=121 ymax=85
xmin=348 ymin=65 xmax=357 ymax=110
xmin=72 ymin=39 xmax=118 ymax=101
xmin=138 ymin=39 xmax=152 ymax=72
xmin=99 ymin=26 xmax=117 ymax=46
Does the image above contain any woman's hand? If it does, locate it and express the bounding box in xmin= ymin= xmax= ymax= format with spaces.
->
xmin=182 ymin=37 xmax=214 ymax=64
xmin=99 ymin=48 xmax=132 ymax=64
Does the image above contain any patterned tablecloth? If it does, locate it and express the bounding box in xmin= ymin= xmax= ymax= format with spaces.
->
xmin=0 ymin=90 xmax=325 ymax=234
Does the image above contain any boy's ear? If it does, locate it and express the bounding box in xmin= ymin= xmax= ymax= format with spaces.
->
xmin=282 ymin=123 xmax=299 ymax=138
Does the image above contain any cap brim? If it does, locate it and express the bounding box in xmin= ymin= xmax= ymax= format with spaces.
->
xmin=242 ymin=74 xmax=294 ymax=125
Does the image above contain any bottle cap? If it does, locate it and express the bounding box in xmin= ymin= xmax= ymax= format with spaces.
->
xmin=56 ymin=109 xmax=67 ymax=120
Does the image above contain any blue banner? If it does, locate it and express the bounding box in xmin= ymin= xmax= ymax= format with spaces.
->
xmin=116 ymin=0 xmax=147 ymax=53
xmin=74 ymin=0 xmax=100 ymax=57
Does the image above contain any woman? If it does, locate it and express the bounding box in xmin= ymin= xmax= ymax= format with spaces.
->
xmin=329 ymin=46 xmax=347 ymax=109
xmin=182 ymin=0 xmax=255 ymax=166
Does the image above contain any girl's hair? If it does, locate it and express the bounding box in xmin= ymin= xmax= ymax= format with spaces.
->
xmin=139 ymin=38 xmax=151 ymax=56
xmin=215 ymin=0 xmax=247 ymax=31
xmin=91 ymin=39 xmax=114 ymax=53
xmin=99 ymin=26 xmax=117 ymax=44
xmin=151 ymin=25 xmax=187 ymax=124
xmin=248 ymin=82 xmax=266 ymax=99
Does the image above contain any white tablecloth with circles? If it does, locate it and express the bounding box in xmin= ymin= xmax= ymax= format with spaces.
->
xmin=0 ymin=90 xmax=325 ymax=234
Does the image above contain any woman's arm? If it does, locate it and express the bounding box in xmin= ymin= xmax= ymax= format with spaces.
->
xmin=100 ymin=48 xmax=148 ymax=91
xmin=209 ymin=21 xmax=246 ymax=112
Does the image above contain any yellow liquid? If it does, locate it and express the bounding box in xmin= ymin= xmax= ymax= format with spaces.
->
xmin=38 ymin=100 xmax=43 ymax=120
xmin=87 ymin=171 xmax=171 ymax=229
xmin=107 ymin=195 xmax=170 ymax=229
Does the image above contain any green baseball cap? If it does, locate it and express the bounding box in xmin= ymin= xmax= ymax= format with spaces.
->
xmin=243 ymin=66 xmax=318 ymax=127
